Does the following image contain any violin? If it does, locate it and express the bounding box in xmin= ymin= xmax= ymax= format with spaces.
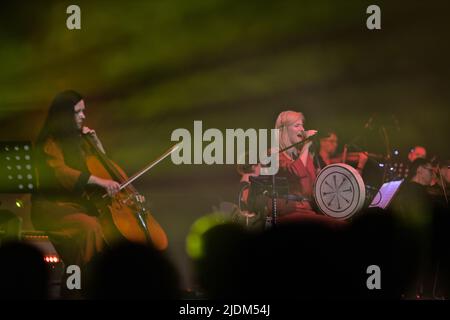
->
xmin=329 ymin=152 xmax=385 ymax=164
xmin=82 ymin=132 xmax=168 ymax=250
xmin=329 ymin=144 xmax=385 ymax=165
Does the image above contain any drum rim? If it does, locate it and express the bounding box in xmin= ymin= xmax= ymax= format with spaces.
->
xmin=313 ymin=163 xmax=366 ymax=220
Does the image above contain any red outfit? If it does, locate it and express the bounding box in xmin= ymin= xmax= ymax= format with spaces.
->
xmin=273 ymin=152 xmax=347 ymax=229
xmin=269 ymin=152 xmax=318 ymax=220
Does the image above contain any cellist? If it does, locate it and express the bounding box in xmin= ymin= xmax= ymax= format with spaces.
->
xmin=31 ymin=90 xmax=121 ymax=274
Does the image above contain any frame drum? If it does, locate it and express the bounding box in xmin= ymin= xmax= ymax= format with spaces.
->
xmin=313 ymin=163 xmax=366 ymax=220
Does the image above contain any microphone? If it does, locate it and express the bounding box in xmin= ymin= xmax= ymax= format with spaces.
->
xmin=280 ymin=130 xmax=318 ymax=153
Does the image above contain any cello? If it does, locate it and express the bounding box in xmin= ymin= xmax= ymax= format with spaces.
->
xmin=82 ymin=132 xmax=174 ymax=250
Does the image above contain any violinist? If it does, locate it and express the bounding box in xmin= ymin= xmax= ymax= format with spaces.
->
xmin=428 ymin=160 xmax=450 ymax=208
xmin=269 ymin=111 xmax=347 ymax=229
xmin=315 ymin=130 xmax=368 ymax=175
xmin=31 ymin=90 xmax=121 ymax=273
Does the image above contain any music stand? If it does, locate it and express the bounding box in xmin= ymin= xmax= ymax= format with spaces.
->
xmin=249 ymin=175 xmax=289 ymax=227
xmin=369 ymin=179 xmax=404 ymax=209
xmin=0 ymin=141 xmax=37 ymax=193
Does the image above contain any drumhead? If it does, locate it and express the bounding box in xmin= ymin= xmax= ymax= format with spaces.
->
xmin=313 ymin=163 xmax=366 ymax=220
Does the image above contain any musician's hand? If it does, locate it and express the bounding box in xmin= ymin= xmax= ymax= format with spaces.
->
xmin=82 ymin=126 xmax=94 ymax=135
xmin=357 ymin=152 xmax=369 ymax=174
xmin=305 ymin=129 xmax=318 ymax=139
xmin=358 ymin=152 xmax=369 ymax=167
xmin=105 ymin=180 xmax=121 ymax=197
xmin=82 ymin=126 xmax=106 ymax=153
xmin=95 ymin=177 xmax=121 ymax=197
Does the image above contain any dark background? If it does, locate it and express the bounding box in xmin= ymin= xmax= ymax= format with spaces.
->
xmin=1 ymin=0 xmax=449 ymax=288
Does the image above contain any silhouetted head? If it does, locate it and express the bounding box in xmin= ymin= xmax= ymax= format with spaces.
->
xmin=0 ymin=241 xmax=49 ymax=299
xmin=86 ymin=242 xmax=180 ymax=299
xmin=345 ymin=208 xmax=418 ymax=299
xmin=195 ymin=223 xmax=258 ymax=299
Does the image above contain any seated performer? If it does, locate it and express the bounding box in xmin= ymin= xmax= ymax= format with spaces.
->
xmin=236 ymin=111 xmax=347 ymax=227
xmin=390 ymin=158 xmax=449 ymax=298
xmin=314 ymin=130 xmax=368 ymax=176
xmin=272 ymin=110 xmax=318 ymax=220
xmin=392 ymin=158 xmax=435 ymax=217
xmin=31 ymin=90 xmax=121 ymax=290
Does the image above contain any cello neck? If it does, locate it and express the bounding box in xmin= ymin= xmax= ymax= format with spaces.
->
xmin=82 ymin=133 xmax=127 ymax=184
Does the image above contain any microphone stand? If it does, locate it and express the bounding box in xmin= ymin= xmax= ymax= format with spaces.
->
xmin=278 ymin=134 xmax=316 ymax=153
xmin=270 ymin=173 xmax=278 ymax=228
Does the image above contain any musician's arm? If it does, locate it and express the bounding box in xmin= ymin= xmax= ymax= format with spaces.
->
xmin=279 ymin=153 xmax=307 ymax=178
xmin=44 ymin=138 xmax=120 ymax=196
xmin=86 ymin=175 xmax=120 ymax=193
xmin=356 ymin=152 xmax=369 ymax=175
xmin=299 ymin=141 xmax=312 ymax=167
xmin=44 ymin=138 xmax=90 ymax=192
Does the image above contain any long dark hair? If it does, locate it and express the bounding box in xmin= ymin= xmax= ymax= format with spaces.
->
xmin=35 ymin=90 xmax=86 ymax=170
